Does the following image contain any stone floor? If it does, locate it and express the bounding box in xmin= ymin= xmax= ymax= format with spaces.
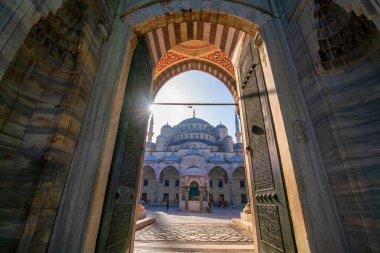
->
xmin=134 ymin=206 xmax=254 ymax=252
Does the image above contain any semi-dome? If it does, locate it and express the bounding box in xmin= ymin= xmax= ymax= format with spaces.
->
xmin=208 ymin=155 xmax=225 ymax=163
xmin=178 ymin=117 xmax=210 ymax=125
xmin=228 ymin=156 xmax=244 ymax=162
xmin=184 ymin=149 xmax=205 ymax=157
xmin=145 ymin=155 xmax=158 ymax=161
xmin=184 ymin=166 xmax=203 ymax=176
xmin=163 ymin=155 xmax=181 ymax=162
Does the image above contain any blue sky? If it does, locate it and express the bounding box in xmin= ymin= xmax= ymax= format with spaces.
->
xmin=149 ymin=70 xmax=239 ymax=142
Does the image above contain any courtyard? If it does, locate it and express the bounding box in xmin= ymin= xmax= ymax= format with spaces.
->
xmin=134 ymin=206 xmax=254 ymax=252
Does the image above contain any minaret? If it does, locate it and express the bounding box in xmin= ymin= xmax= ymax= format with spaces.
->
xmin=235 ymin=112 xmax=242 ymax=143
xmin=193 ymin=108 xmax=195 ymax=118
xmin=147 ymin=115 xmax=154 ymax=142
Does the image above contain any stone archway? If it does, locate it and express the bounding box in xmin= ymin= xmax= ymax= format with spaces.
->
xmin=208 ymin=166 xmax=230 ymax=205
xmin=141 ymin=166 xmax=157 ymax=204
xmin=4 ymin=0 xmax=379 ymax=252
xmin=70 ymin=5 xmax=341 ymax=253
xmin=232 ymin=167 xmax=247 ymax=206
xmin=158 ymin=166 xmax=180 ymax=204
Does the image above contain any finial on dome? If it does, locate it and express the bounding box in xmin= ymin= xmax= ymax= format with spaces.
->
xmin=193 ymin=108 xmax=195 ymax=118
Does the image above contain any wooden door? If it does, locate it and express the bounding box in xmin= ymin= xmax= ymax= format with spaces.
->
xmin=239 ymin=38 xmax=296 ymax=252
xmin=96 ymin=38 xmax=153 ymax=253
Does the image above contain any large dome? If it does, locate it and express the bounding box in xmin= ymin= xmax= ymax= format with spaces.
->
xmin=178 ymin=117 xmax=210 ymax=125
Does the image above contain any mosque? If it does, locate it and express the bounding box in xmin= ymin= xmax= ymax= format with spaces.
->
xmin=1 ymin=1 xmax=380 ymax=252
xmin=141 ymin=111 xmax=247 ymax=211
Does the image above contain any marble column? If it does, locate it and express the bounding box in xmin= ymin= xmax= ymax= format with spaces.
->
xmin=185 ymin=188 xmax=189 ymax=210
xmin=199 ymin=190 xmax=203 ymax=211
xmin=178 ymin=187 xmax=182 ymax=209
xmin=228 ymin=179 xmax=234 ymax=205
xmin=154 ymin=180 xmax=159 ymax=203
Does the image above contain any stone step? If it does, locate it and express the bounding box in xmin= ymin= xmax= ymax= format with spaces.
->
xmin=231 ymin=219 xmax=255 ymax=238
xmin=135 ymin=217 xmax=156 ymax=231
xmin=134 ymin=242 xmax=254 ymax=252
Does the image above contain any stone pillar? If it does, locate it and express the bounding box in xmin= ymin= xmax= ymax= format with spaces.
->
xmin=228 ymin=179 xmax=234 ymax=206
xmin=178 ymin=187 xmax=182 ymax=210
xmin=154 ymin=180 xmax=159 ymax=203
xmin=199 ymin=190 xmax=203 ymax=211
xmin=178 ymin=188 xmax=182 ymax=203
xmin=185 ymin=188 xmax=189 ymax=210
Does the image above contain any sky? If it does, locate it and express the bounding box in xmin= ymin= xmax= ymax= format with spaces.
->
xmin=149 ymin=70 xmax=240 ymax=142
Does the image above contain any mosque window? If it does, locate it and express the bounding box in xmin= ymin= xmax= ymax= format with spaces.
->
xmin=143 ymin=179 xmax=148 ymax=186
xmin=209 ymin=180 xmax=213 ymax=188
xmin=240 ymin=180 xmax=245 ymax=188
xmin=218 ymin=180 xmax=223 ymax=188
xmin=175 ymin=180 xmax=180 ymax=187
xmin=164 ymin=180 xmax=169 ymax=187
xmin=198 ymin=134 xmax=200 ymax=138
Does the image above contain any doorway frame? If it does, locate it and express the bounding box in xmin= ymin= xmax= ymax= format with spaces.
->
xmin=48 ymin=3 xmax=346 ymax=253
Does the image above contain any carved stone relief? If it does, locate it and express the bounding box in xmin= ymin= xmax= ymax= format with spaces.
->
xmin=291 ymin=120 xmax=309 ymax=143
xmin=314 ymin=0 xmax=380 ymax=71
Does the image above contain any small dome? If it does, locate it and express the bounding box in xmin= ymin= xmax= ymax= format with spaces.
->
xmin=162 ymin=124 xmax=172 ymax=129
xmin=216 ymin=124 xmax=227 ymax=129
xmin=185 ymin=166 xmax=203 ymax=176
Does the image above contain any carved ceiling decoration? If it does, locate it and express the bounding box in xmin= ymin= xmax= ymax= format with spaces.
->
xmin=154 ymin=39 xmax=228 ymax=76
xmin=314 ymin=0 xmax=380 ymax=71
xmin=200 ymin=50 xmax=234 ymax=75
xmin=155 ymin=51 xmax=189 ymax=73
xmin=154 ymin=41 xmax=235 ymax=79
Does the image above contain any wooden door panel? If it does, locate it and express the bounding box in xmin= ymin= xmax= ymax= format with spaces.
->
xmin=96 ymin=38 xmax=153 ymax=253
xmin=239 ymin=38 xmax=296 ymax=253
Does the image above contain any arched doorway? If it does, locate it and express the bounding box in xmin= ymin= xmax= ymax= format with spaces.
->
xmin=140 ymin=166 xmax=156 ymax=204
xmin=96 ymin=12 xmax=298 ymax=253
xmin=158 ymin=166 xmax=180 ymax=204
xmin=232 ymin=167 xmax=247 ymax=206
xmin=208 ymin=166 xmax=230 ymax=207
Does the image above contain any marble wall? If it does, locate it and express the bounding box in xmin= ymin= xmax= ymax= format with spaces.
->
xmin=276 ymin=0 xmax=380 ymax=251
xmin=0 ymin=0 xmax=117 ymax=251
